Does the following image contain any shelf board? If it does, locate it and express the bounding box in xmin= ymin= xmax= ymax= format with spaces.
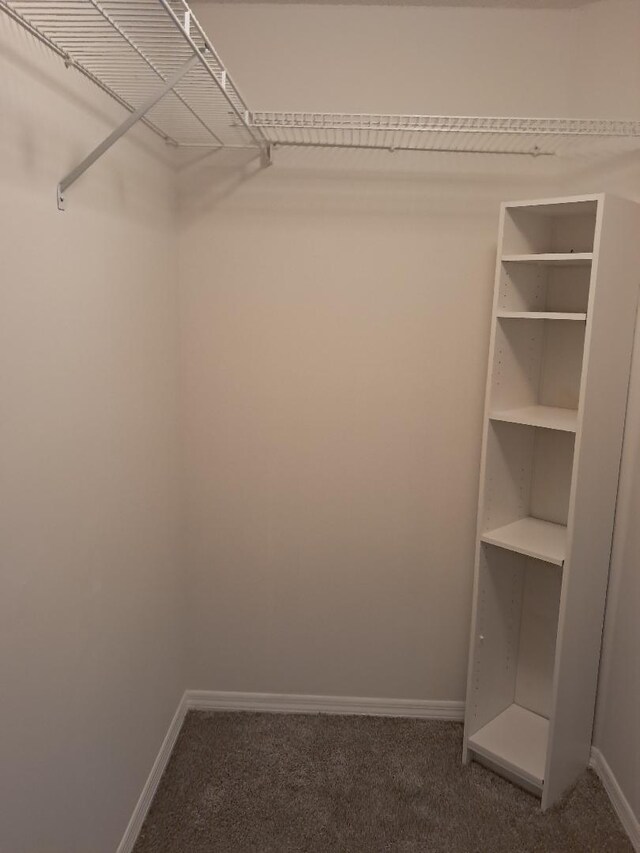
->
xmin=502 ymin=253 xmax=593 ymax=266
xmin=497 ymin=311 xmax=587 ymax=321
xmin=482 ymin=517 xmax=567 ymax=565
xmin=468 ymin=704 xmax=548 ymax=789
xmin=490 ymin=405 xmax=578 ymax=432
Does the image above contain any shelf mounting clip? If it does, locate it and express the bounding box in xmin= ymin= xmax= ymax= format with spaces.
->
xmin=57 ymin=53 xmax=200 ymax=211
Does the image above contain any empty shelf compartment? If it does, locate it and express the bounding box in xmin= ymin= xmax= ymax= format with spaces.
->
xmin=483 ymin=422 xmax=574 ymax=540
xmin=490 ymin=315 xmax=584 ymax=422
xmin=482 ymin=517 xmax=567 ymax=565
xmin=502 ymin=200 xmax=597 ymax=255
xmin=498 ymin=260 xmax=591 ymax=316
xmin=468 ymin=704 xmax=549 ymax=789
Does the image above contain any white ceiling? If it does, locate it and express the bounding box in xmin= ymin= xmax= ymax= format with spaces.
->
xmin=204 ymin=0 xmax=596 ymax=7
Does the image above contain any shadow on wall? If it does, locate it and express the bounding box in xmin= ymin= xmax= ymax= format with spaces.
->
xmin=175 ymin=143 xmax=567 ymax=225
xmin=176 ymin=146 xmax=266 ymax=216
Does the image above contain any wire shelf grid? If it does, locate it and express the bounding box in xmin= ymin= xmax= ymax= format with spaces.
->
xmin=0 ymin=0 xmax=267 ymax=151
xmin=250 ymin=112 xmax=640 ymax=156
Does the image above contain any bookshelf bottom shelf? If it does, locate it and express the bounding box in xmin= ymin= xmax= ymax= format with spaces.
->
xmin=467 ymin=704 xmax=548 ymax=790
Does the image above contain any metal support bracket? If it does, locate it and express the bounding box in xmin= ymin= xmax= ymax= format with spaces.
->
xmin=57 ymin=53 xmax=200 ymax=210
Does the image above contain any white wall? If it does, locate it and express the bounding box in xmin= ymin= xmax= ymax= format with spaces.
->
xmin=592 ymin=308 xmax=640 ymax=825
xmin=180 ymin=153 xmax=558 ymax=699
xmin=0 ymin=16 xmax=184 ymax=853
xmin=181 ymin=0 xmax=571 ymax=699
xmin=560 ymin=0 xmax=640 ymax=829
xmin=567 ymin=169 xmax=640 ymax=842
xmin=182 ymin=4 xmax=640 ymax=821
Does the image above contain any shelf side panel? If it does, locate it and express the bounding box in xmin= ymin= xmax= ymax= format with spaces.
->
xmin=543 ymin=195 xmax=640 ymax=808
xmin=466 ymin=546 xmax=525 ymax=737
xmin=483 ymin=422 xmax=536 ymax=532
xmin=539 ymin=321 xmax=585 ymax=411
xmin=463 ymin=202 xmax=512 ymax=758
xmin=530 ymin=429 xmax=575 ymax=527
xmin=491 ymin=319 xmax=544 ymax=412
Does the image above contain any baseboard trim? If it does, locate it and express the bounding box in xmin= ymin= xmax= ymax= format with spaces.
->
xmin=185 ymin=690 xmax=465 ymax=720
xmin=116 ymin=693 xmax=189 ymax=853
xmin=115 ymin=696 xmax=640 ymax=853
xmin=590 ymin=747 xmax=640 ymax=851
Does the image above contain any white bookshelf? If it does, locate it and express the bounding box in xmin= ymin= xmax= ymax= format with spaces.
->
xmin=463 ymin=194 xmax=640 ymax=809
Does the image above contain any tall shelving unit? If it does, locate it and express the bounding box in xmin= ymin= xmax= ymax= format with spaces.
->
xmin=463 ymin=194 xmax=640 ymax=809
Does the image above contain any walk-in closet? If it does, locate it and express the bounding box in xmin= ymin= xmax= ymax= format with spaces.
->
xmin=2 ymin=1 xmax=639 ymax=851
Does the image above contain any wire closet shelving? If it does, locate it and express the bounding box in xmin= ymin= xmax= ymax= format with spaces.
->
xmin=3 ymin=0 xmax=640 ymax=207
xmin=249 ymin=112 xmax=640 ymax=158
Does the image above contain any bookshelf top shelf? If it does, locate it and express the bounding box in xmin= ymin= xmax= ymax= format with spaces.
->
xmin=497 ymin=311 xmax=587 ymax=321
xmin=482 ymin=517 xmax=567 ymax=566
xmin=502 ymin=254 xmax=593 ymax=266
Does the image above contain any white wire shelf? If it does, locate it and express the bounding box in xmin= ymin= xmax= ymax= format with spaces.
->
xmin=0 ymin=0 xmax=267 ymax=152
xmin=4 ymin=1 xmax=640 ymax=205
xmin=249 ymin=112 xmax=640 ymax=157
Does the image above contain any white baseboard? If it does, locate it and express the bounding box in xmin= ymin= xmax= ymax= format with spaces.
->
xmin=590 ymin=747 xmax=640 ymax=851
xmin=184 ymin=689 xmax=465 ymax=720
xmin=116 ymin=689 xmax=462 ymax=851
xmin=116 ymin=693 xmax=189 ymax=853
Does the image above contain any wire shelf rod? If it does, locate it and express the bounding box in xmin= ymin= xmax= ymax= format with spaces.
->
xmin=269 ymin=141 xmax=553 ymax=157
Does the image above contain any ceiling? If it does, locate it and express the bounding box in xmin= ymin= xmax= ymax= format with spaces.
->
xmin=205 ymin=0 xmax=596 ymax=7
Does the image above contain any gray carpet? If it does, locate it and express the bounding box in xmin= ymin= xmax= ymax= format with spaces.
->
xmin=133 ymin=711 xmax=631 ymax=852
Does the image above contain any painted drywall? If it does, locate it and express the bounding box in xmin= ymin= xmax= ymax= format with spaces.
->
xmin=180 ymin=0 xmax=577 ymax=700
xmin=559 ymin=0 xmax=640 ymax=829
xmin=194 ymin=2 xmax=581 ymax=117
xmin=180 ymin=151 xmax=561 ymax=699
xmin=182 ymin=0 xmax=640 ymax=766
xmin=567 ymin=162 xmax=640 ymax=842
xmin=593 ymin=306 xmax=640 ymax=826
xmin=0 ymin=16 xmax=184 ymax=853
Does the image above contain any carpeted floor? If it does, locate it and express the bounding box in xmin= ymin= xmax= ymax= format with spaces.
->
xmin=133 ymin=711 xmax=632 ymax=852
